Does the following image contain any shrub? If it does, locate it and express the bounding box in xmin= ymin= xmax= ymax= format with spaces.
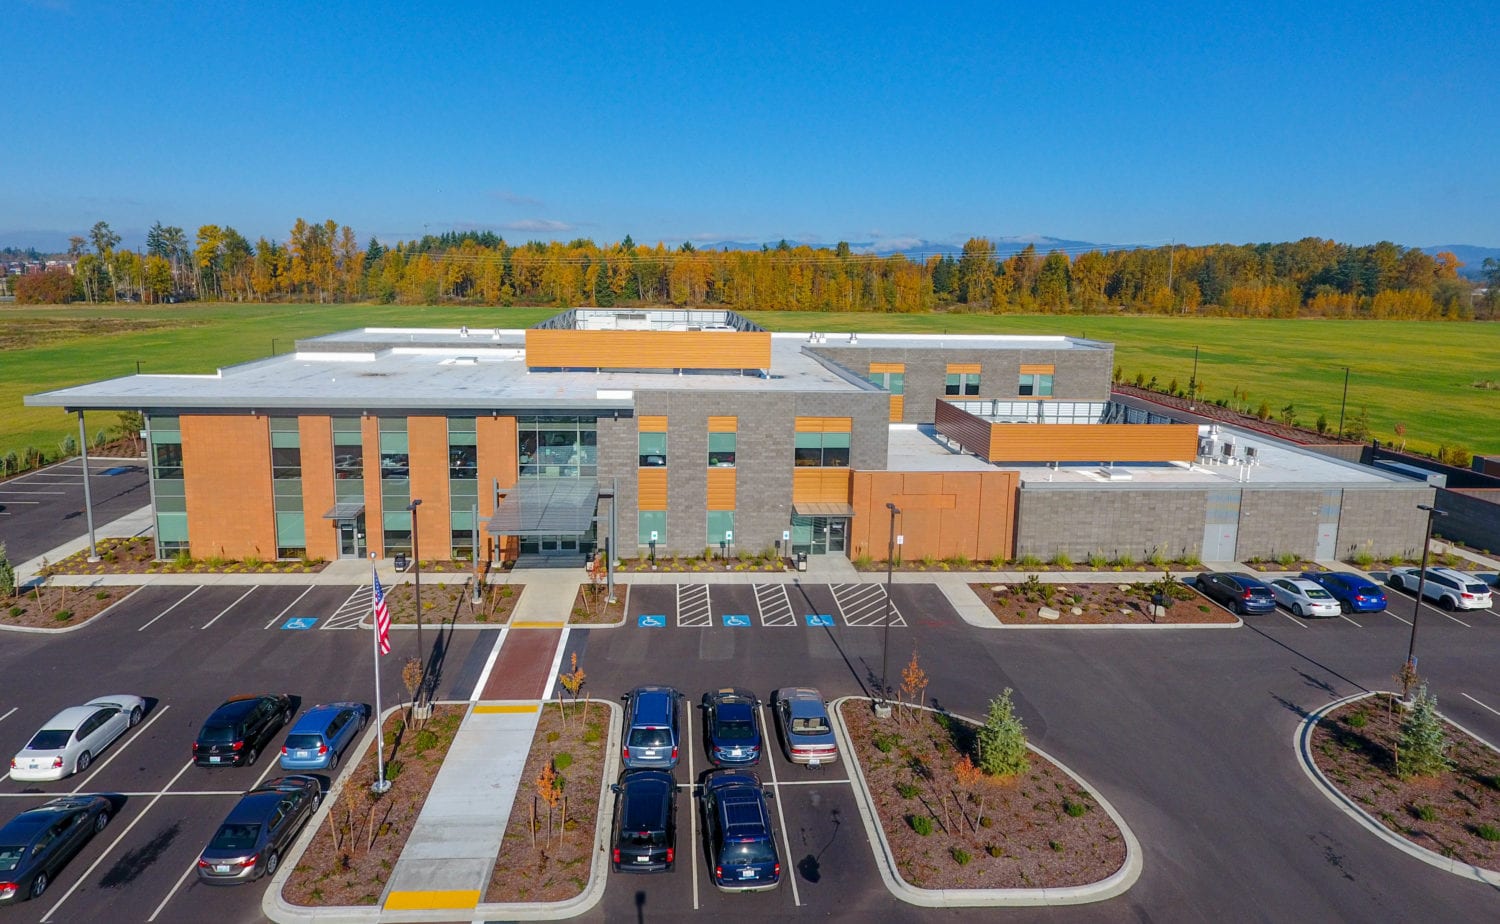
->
xmin=1277 ymin=551 xmax=1298 ymax=568
xmin=53 ymin=610 xmax=73 ymax=621
xmin=976 ymin=689 xmax=1029 ymax=777
xmin=1114 ymin=552 xmax=1135 ymax=570
xmin=553 ymin=752 xmax=573 ymax=772
xmin=1050 ymin=840 xmax=1064 ymax=851
xmin=873 ymin=732 xmax=900 ymax=753
xmin=95 ymin=590 xmax=109 ymax=600
xmin=1346 ymin=712 xmax=1368 ymax=728
xmin=1050 ymin=551 xmax=1073 ymax=569
xmin=909 ymin=815 xmax=933 ymax=836
xmin=1351 ymin=550 xmax=1375 ymax=568
xmin=1477 ymin=824 xmax=1500 ymax=842
xmin=1064 ymin=800 xmax=1088 ymax=817
xmin=951 ymin=847 xmax=971 ymax=865
xmin=411 ymin=728 xmax=440 ymax=753
xmin=895 ymin=781 xmax=921 ymax=799
xmin=7 ymin=606 xmax=21 ymax=618
xmin=986 ymin=843 xmax=1002 ymax=857
xmin=1412 ymin=804 xmax=1438 ymax=822
xmin=1087 ymin=552 xmax=1108 ymax=569
xmin=1018 ymin=553 xmax=1043 ymax=568
xmin=1397 ymin=685 xmax=1451 ymax=779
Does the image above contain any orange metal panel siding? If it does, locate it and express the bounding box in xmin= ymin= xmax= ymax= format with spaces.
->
xmin=525 ymin=330 xmax=772 ymax=370
xmin=793 ymin=469 xmax=852 ymax=504
xmin=946 ymin=363 xmax=981 ymax=375
xmin=477 ymin=416 xmax=518 ymax=561
xmin=638 ymin=416 xmax=668 ymax=433
xmin=1018 ymin=364 xmax=1055 ymax=375
xmin=638 ymin=469 xmax=668 ymax=510
xmin=181 ymin=415 xmax=276 ymax=559
xmin=868 ymin=362 xmax=904 ymax=374
xmin=408 ymin=417 xmax=451 ymax=558
xmin=974 ymin=471 xmax=1018 ymax=562
xmin=707 ymin=468 xmax=737 ymax=511
xmin=849 ymin=470 xmax=1017 ymax=562
xmin=361 ymin=416 xmax=384 ymax=558
xmin=794 ymin=416 xmax=853 ymax=433
xmin=889 ymin=396 xmax=904 ymax=422
xmin=298 ymin=416 xmax=337 ymax=561
xmin=986 ymin=423 xmax=1199 ymax=463
xmin=707 ymin=416 xmax=738 ymax=433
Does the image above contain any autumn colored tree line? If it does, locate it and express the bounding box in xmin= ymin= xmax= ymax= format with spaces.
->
xmin=12 ymin=220 xmax=1497 ymax=320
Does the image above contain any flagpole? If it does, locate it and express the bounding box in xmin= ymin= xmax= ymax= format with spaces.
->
xmin=370 ymin=553 xmax=391 ymax=794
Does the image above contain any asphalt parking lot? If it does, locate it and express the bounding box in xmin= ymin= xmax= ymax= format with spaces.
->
xmin=0 ymin=582 xmax=495 ymax=924
xmin=2 ymin=573 xmax=1498 ymax=922
xmin=0 ymin=458 xmax=150 ymax=563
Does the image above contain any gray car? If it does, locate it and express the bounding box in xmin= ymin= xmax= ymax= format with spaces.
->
xmin=0 ymin=795 xmax=112 ymax=904
xmin=619 ymin=686 xmax=683 ymax=769
xmin=771 ymin=688 xmax=838 ymax=766
xmin=195 ymin=776 xmax=320 ymax=885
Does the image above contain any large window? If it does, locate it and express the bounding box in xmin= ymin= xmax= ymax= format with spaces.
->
xmin=379 ymin=418 xmax=411 ymax=555
xmin=270 ymin=418 xmax=304 ymax=558
xmin=332 ymin=418 xmax=364 ymax=502
xmin=707 ymin=511 xmax=735 ymax=546
xmin=148 ymin=415 xmax=187 ymax=556
xmin=639 ymin=432 xmax=667 ymax=467
xmin=449 ymin=417 xmax=478 ymax=561
xmin=945 ymin=372 xmax=980 ymax=396
xmin=1018 ymin=373 xmax=1053 ymax=397
xmin=793 ymin=432 xmax=850 ymax=467
xmin=867 ymin=371 xmax=904 ymax=394
xmin=708 ymin=432 xmax=736 ymax=467
xmin=518 ymin=416 xmax=597 ymax=478
xmin=638 ymin=510 xmax=666 ymax=547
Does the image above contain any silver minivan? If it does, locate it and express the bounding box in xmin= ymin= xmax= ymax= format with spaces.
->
xmin=619 ymin=686 xmax=683 ymax=769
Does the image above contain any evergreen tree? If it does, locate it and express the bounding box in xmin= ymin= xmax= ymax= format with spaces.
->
xmin=976 ymin=688 xmax=1029 ymax=777
xmin=1397 ymin=685 xmax=1451 ymax=779
xmin=0 ymin=542 xmax=14 ymax=598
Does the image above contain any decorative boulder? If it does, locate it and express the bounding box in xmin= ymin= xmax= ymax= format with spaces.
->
xmin=1038 ymin=606 xmax=1061 ymax=620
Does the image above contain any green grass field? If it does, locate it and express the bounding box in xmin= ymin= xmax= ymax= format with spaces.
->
xmin=4 ymin=304 xmax=1498 ymax=463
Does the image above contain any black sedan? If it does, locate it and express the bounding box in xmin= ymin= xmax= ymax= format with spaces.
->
xmin=700 ymin=688 xmax=763 ymax=767
xmin=196 ymin=775 xmax=321 ymax=884
xmin=0 ymin=795 xmax=112 ymax=904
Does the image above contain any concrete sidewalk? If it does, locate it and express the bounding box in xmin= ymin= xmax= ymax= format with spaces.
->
xmin=381 ymin=702 xmax=543 ymax=914
xmin=15 ymin=504 xmax=155 ymax=584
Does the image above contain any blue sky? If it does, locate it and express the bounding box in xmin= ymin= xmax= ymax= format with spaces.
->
xmin=3 ymin=1 xmax=1496 ymax=251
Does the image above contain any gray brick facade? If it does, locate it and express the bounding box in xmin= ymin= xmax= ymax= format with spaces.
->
xmin=1016 ymin=486 xmax=1207 ymax=561
xmin=1336 ymin=486 xmax=1437 ymax=560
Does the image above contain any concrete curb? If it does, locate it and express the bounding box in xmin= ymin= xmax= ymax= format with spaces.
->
xmin=1294 ymin=690 xmax=1500 ymax=888
xmin=830 ymin=696 xmax=1142 ymax=907
xmin=0 ymin=585 xmax=144 ymax=635
xmin=564 ymin=583 xmax=631 ymax=629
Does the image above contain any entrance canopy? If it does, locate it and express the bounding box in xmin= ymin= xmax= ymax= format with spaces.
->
xmin=486 ymin=479 xmax=599 ymax=536
xmin=321 ymin=502 xmax=365 ymax=519
xmin=792 ymin=502 xmax=855 ymax=518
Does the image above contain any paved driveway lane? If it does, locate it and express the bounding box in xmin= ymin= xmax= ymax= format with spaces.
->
xmin=626 ymin=584 xmax=676 ymax=625
xmin=709 ymin=584 xmax=761 ymax=628
xmin=0 ymin=458 xmax=150 ymax=563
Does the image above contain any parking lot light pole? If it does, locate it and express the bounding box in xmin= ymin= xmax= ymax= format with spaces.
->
xmin=1403 ymin=503 xmax=1446 ymax=699
xmin=879 ymin=502 xmax=901 ymax=711
xmin=406 ymin=499 xmax=424 ymax=682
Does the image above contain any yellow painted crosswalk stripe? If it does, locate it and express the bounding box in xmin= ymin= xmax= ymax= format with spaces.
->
xmin=383 ymin=889 xmax=480 ymax=910
xmin=472 ymin=703 xmax=540 ymax=714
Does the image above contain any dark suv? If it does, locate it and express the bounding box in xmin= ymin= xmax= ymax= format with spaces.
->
xmin=700 ymin=770 xmax=780 ymax=892
xmin=1195 ymin=571 xmax=1276 ymax=615
xmin=701 ymin=688 xmax=763 ymax=767
xmin=193 ymin=694 xmax=293 ymax=767
xmin=620 ymin=686 xmax=682 ymax=769
xmin=610 ymin=769 xmax=676 ymax=872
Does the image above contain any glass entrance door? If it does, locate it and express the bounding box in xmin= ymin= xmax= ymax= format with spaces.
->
xmin=791 ymin=516 xmax=849 ymax=556
xmin=338 ymin=518 xmax=367 ymax=559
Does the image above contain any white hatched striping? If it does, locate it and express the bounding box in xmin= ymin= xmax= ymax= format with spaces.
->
xmin=322 ymin=584 xmax=372 ymax=629
xmin=833 ymin=582 xmax=905 ymax=627
xmin=677 ymin=583 xmax=712 ymax=627
xmin=754 ymin=583 xmax=796 ymax=626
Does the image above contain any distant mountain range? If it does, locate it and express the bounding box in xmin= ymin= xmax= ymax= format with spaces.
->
xmin=1421 ymin=245 xmax=1499 ymax=279
xmin=693 ymin=235 xmax=1117 ymax=260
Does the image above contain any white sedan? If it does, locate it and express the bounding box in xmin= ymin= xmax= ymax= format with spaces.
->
xmin=9 ymin=696 xmax=147 ymax=782
xmin=1268 ymin=579 xmax=1341 ymax=619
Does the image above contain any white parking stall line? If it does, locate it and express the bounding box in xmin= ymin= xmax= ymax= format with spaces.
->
xmin=147 ymin=855 xmax=199 ymax=922
xmin=754 ymin=583 xmax=796 ymax=626
xmin=1277 ymin=610 xmax=1308 ymax=629
xmin=1437 ymin=610 xmax=1472 ymax=627
xmin=0 ymin=706 xmax=16 ymax=725
xmin=1339 ymin=614 xmax=1363 ymax=628
xmin=200 ymin=586 xmax=259 ymax=629
xmin=0 ymin=500 xmax=40 ymax=504
xmin=1460 ymin=692 xmax=1500 ymax=718
xmin=1383 ymin=610 xmax=1412 ymax=627
xmin=765 ymin=778 xmax=852 ymax=786
xmin=677 ymin=584 xmax=712 ymax=627
xmin=0 ymin=490 xmax=66 ymax=495
xmin=138 ymin=586 xmax=203 ymax=631
xmin=0 ymin=790 xmax=244 ymax=799
xmin=758 ymin=704 xmax=802 ymax=907
xmin=263 ymin=585 xmax=316 ymax=629
xmin=40 ymin=759 xmax=195 ymax=923
xmin=71 ymin=706 xmax=171 ymax=794
xmin=686 ymin=703 xmax=699 ymax=910
xmin=833 ymin=582 xmax=905 ymax=627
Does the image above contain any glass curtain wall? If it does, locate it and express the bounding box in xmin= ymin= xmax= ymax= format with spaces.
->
xmin=517 ymin=416 xmax=597 ymax=478
xmin=379 ymin=417 xmax=412 ymax=556
xmin=148 ymin=415 xmax=188 ymax=556
xmin=449 ymin=417 xmax=477 ymax=560
xmin=270 ymin=417 xmax=305 ymax=558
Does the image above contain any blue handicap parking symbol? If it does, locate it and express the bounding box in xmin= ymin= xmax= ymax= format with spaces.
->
xmin=638 ymin=614 xmax=666 ymax=628
xmin=722 ymin=614 xmax=752 ymax=627
xmin=805 ymin=614 xmax=835 ymax=627
xmin=282 ymin=617 xmax=317 ymax=630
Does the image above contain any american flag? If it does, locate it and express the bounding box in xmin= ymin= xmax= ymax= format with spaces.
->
xmin=373 ymin=573 xmax=392 ymax=655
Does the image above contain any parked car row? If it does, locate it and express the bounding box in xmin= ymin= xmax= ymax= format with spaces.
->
xmin=2 ymin=694 xmax=371 ymax=902
xmin=1194 ymin=565 xmax=1497 ymax=618
xmin=612 ymin=684 xmax=839 ymax=892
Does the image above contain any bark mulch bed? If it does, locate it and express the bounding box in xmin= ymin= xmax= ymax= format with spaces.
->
xmin=570 ymin=584 xmax=628 ymax=624
xmin=1309 ymin=694 xmax=1500 ymax=871
xmin=1 ymin=584 xmax=137 ymax=629
xmin=840 ymin=700 xmax=1125 ymax=889
xmin=284 ymin=705 xmax=465 ymax=907
xmin=616 ymin=555 xmax=787 ymax=573
xmin=44 ymin=536 xmax=328 ymax=575
xmin=383 ymin=580 xmax=522 ymax=625
xmin=969 ymin=579 xmax=1237 ymax=625
xmin=1245 ymin=557 xmax=1320 ymax=573
xmin=486 ymin=699 xmax=609 ymax=903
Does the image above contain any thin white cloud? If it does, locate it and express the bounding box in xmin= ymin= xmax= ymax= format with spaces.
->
xmin=500 ymin=218 xmax=574 ymax=233
xmin=488 ymin=190 xmax=545 ymax=209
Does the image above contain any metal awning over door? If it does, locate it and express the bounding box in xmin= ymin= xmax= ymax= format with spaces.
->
xmin=485 ymin=479 xmax=599 ymax=536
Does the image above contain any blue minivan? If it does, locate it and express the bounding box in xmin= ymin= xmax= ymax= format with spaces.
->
xmin=278 ymin=702 xmax=370 ymax=771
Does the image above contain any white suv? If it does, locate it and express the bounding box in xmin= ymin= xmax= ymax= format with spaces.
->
xmin=1387 ymin=566 xmax=1493 ymax=610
